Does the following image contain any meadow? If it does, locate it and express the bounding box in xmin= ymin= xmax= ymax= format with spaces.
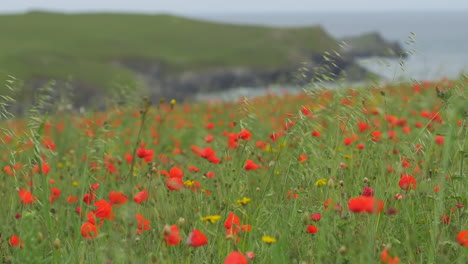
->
xmin=1 ymin=77 xmax=467 ymax=263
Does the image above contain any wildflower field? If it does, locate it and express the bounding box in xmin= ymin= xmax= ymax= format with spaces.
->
xmin=1 ymin=78 xmax=467 ymax=263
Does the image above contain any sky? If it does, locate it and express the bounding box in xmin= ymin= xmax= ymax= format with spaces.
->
xmin=1 ymin=0 xmax=468 ymax=14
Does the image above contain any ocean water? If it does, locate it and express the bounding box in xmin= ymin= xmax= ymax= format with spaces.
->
xmin=190 ymin=11 xmax=468 ymax=82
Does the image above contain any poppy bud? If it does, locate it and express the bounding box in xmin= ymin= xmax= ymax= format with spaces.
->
xmin=177 ymin=217 xmax=185 ymax=226
xmin=339 ymin=246 xmax=347 ymax=255
xmin=38 ymin=232 xmax=43 ymax=243
xmin=53 ymin=238 xmax=61 ymax=249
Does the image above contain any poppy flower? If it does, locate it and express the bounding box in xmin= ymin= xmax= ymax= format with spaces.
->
xmin=244 ymin=160 xmax=259 ymax=171
xmin=109 ymin=191 xmax=128 ymax=206
xmin=136 ymin=148 xmax=154 ymax=162
xmin=189 ymin=165 xmax=200 ymax=172
xmin=306 ymin=225 xmax=318 ymax=234
xmin=361 ymin=186 xmax=375 ymax=197
xmin=166 ymin=177 xmax=184 ymax=191
xmin=371 ymin=130 xmax=382 ymax=142
xmin=204 ymin=171 xmax=215 ymax=178
xmin=94 ymin=200 xmax=114 ymax=220
xmin=224 ymin=251 xmax=248 ymax=264
xmin=224 ymin=212 xmax=240 ymax=229
xmin=301 ymin=106 xmax=311 ymax=116
xmin=81 ymin=222 xmax=98 ymax=239
xmin=311 ymin=131 xmax=321 ymax=137
xmin=381 ymin=248 xmax=400 ymax=264
xmin=298 ymin=154 xmax=308 ymax=163
xmin=18 ymin=188 xmax=35 ymax=204
xmin=169 ymin=167 xmax=184 ymax=178
xmin=457 ymin=231 xmax=468 ymax=247
xmin=67 ymin=195 xmax=78 ymax=203
xmin=348 ymin=196 xmax=384 ymax=214
xmin=9 ymin=235 xmax=23 ymax=247
xmin=343 ymin=138 xmax=353 ymax=146
xmin=49 ymin=188 xmax=61 ymax=203
xmin=187 ymin=229 xmax=208 ymax=247
xmin=238 ymin=129 xmax=252 ymax=141
xmin=83 ymin=193 xmax=97 ymax=205
xmin=134 ymin=190 xmax=148 ymax=204
xmin=310 ymin=213 xmax=321 ymax=222
xmin=399 ymin=175 xmax=417 ymax=190
xmin=435 ymin=135 xmax=444 ymax=146
xmin=163 ymin=224 xmax=181 ymax=246
xmin=136 ymin=214 xmax=150 ymax=234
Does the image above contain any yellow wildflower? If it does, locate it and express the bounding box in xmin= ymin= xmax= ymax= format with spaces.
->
xmin=262 ymin=236 xmax=277 ymax=244
xmin=184 ymin=180 xmax=196 ymax=187
xmin=237 ymin=197 xmax=252 ymax=205
xmin=201 ymin=215 xmax=222 ymax=224
xmin=315 ymin=178 xmax=327 ymax=187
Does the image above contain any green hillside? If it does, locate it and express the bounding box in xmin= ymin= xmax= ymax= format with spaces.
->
xmin=0 ymin=11 xmax=338 ymax=92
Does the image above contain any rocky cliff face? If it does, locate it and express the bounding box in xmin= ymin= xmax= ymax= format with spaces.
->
xmin=116 ymin=53 xmax=368 ymax=102
xmin=112 ymin=32 xmax=404 ymax=102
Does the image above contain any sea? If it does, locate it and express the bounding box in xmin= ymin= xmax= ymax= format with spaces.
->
xmin=187 ymin=11 xmax=468 ymax=100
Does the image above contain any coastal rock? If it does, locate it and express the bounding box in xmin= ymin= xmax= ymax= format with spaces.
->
xmin=341 ymin=32 xmax=406 ymax=58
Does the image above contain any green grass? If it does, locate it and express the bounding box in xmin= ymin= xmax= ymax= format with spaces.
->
xmin=0 ymin=77 xmax=467 ymax=263
xmin=0 ymin=11 xmax=337 ymax=91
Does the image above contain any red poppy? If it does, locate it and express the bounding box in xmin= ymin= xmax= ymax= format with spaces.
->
xmin=224 ymin=212 xmax=241 ymax=229
xmin=67 ymin=195 xmax=78 ymax=204
xmin=136 ymin=214 xmax=150 ymax=234
xmin=81 ymin=222 xmax=98 ymax=239
xmin=371 ymin=130 xmax=382 ymax=142
xmin=343 ymin=138 xmax=353 ymax=146
xmin=457 ymin=231 xmax=468 ymax=247
xmin=348 ymin=196 xmax=384 ymax=214
xmin=94 ymin=200 xmax=114 ymax=220
xmin=204 ymin=171 xmax=215 ymax=178
xmin=244 ymin=160 xmax=259 ymax=171
xmin=361 ymin=186 xmax=375 ymax=197
xmin=169 ymin=167 xmax=184 ymax=178
xmin=306 ymin=225 xmax=318 ymax=234
xmin=238 ymin=129 xmax=252 ymax=141
xmin=109 ymin=191 xmax=128 ymax=206
xmin=310 ymin=213 xmax=321 ymax=222
xmin=163 ymin=224 xmax=181 ymax=246
xmin=166 ymin=177 xmax=184 ymax=191
xmin=298 ymin=154 xmax=308 ymax=163
xmin=18 ymin=188 xmax=35 ymax=204
xmin=83 ymin=193 xmax=97 ymax=205
xmin=134 ymin=190 xmax=148 ymax=204
xmin=224 ymin=251 xmax=248 ymax=264
xmin=300 ymin=106 xmax=311 ymax=116
xmin=311 ymin=131 xmax=321 ymax=137
xmin=9 ymin=235 xmax=23 ymax=247
xmin=399 ymin=175 xmax=417 ymax=190
xmin=187 ymin=229 xmax=208 ymax=247
xmin=381 ymin=248 xmax=400 ymax=264
xmin=49 ymin=188 xmax=61 ymax=203
xmin=435 ymin=135 xmax=444 ymax=146
xmin=205 ymin=134 xmax=214 ymax=143
xmin=189 ymin=165 xmax=200 ymax=172
xmin=136 ymin=148 xmax=154 ymax=162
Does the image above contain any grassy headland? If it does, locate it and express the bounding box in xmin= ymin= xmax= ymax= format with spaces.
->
xmin=0 ymin=11 xmax=338 ymax=95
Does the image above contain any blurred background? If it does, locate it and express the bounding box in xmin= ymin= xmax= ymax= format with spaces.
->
xmin=1 ymin=0 xmax=467 ymax=108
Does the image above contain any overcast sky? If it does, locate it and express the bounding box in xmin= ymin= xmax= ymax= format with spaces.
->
xmin=1 ymin=0 xmax=468 ymax=14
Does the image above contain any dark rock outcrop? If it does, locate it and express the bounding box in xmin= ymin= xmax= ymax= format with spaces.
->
xmin=341 ymin=32 xmax=406 ymax=58
xmin=115 ymin=53 xmax=368 ymax=102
